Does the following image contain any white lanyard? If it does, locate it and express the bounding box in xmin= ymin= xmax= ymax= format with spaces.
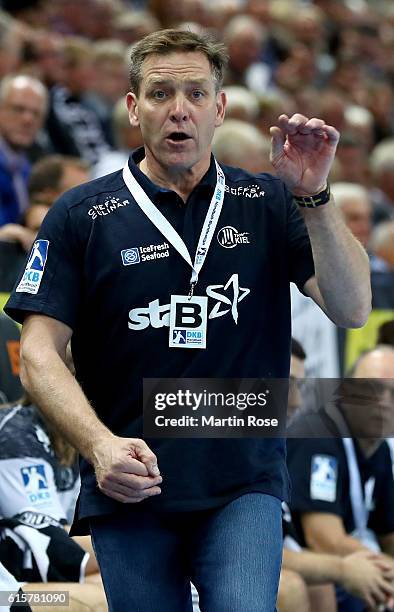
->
xmin=342 ymin=437 xmax=368 ymax=532
xmin=326 ymin=404 xmax=370 ymax=536
xmin=122 ymin=159 xmax=226 ymax=296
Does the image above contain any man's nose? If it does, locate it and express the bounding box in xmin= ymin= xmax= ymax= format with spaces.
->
xmin=170 ymin=94 xmax=189 ymax=122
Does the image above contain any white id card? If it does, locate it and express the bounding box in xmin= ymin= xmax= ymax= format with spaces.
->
xmin=169 ymin=295 xmax=208 ymax=349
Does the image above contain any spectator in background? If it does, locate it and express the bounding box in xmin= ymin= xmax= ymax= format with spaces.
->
xmin=0 ymin=75 xmax=48 ymax=227
xmin=112 ymin=10 xmax=160 ymax=46
xmin=28 ymin=154 xmax=90 ymax=209
xmin=367 ymin=81 xmax=394 ymax=144
xmin=331 ymin=134 xmax=370 ymax=187
xmin=330 ymin=183 xmax=372 ymax=248
xmin=86 ymin=40 xmax=128 ymax=146
xmin=369 ymin=221 xmax=394 ymax=272
xmin=92 ymin=98 xmax=143 ymax=179
xmin=344 ymin=105 xmax=375 ymax=153
xmin=0 ymin=18 xmax=24 ymax=79
xmin=223 ymin=14 xmax=271 ymax=94
xmin=287 ymin=337 xmax=306 ymax=423
xmin=23 ymin=30 xmax=65 ymax=89
xmin=0 ymin=393 xmax=107 ymax=607
xmin=46 ymin=36 xmax=112 ymax=165
xmin=0 ymin=155 xmax=89 ymax=251
xmin=369 ymin=138 xmax=394 ymax=223
xmin=221 ymin=86 xmax=259 ymax=123
xmin=212 ymin=118 xmax=272 ymax=174
xmin=0 ymin=155 xmax=89 ymax=291
xmin=287 ymin=347 xmax=394 ymax=612
xmin=281 ymin=339 xmax=394 ymax=612
xmin=257 ymin=91 xmax=296 ymax=138
xmin=317 ymin=90 xmax=347 ymax=135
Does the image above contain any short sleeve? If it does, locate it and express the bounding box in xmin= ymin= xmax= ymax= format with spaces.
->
xmin=285 ymin=187 xmax=315 ymax=294
xmin=4 ymin=197 xmax=83 ymax=329
xmin=287 ymin=438 xmax=346 ymax=518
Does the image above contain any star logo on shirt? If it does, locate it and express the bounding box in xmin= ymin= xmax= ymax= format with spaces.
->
xmin=207 ymin=274 xmax=250 ymax=324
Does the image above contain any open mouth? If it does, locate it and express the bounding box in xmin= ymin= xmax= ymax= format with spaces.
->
xmin=166 ymin=132 xmax=192 ymax=142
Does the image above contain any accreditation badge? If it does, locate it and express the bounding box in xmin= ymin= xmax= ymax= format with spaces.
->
xmin=169 ymin=295 xmax=208 ymax=349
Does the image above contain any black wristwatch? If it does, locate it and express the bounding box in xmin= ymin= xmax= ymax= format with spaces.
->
xmin=293 ymin=184 xmax=331 ymax=208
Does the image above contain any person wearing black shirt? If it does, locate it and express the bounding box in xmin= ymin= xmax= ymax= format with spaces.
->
xmin=5 ymin=29 xmax=371 ymax=612
xmin=287 ymin=347 xmax=394 ymax=611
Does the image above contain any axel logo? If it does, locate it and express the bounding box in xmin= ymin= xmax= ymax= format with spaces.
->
xmin=217 ymin=226 xmax=250 ymax=249
xmin=128 ymin=274 xmax=250 ymax=330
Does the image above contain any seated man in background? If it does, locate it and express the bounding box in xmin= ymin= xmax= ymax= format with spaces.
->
xmin=287 ymin=337 xmax=306 ymax=423
xmin=287 ymin=346 xmax=394 ymax=611
xmin=0 ymin=155 xmax=89 ymax=295
xmin=279 ymin=341 xmax=394 ymax=612
xmin=0 ymin=154 xmax=90 ymax=251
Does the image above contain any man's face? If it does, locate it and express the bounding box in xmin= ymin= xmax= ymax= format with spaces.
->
xmin=341 ymin=351 xmax=394 ymax=440
xmin=60 ymin=164 xmax=89 ymax=193
xmin=288 ymin=354 xmax=306 ymax=420
xmin=0 ymin=85 xmax=46 ymax=151
xmin=127 ymin=52 xmax=226 ymax=173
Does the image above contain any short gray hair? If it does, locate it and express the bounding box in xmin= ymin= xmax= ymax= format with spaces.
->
xmin=331 ymin=182 xmax=370 ymax=208
xmin=369 ymin=221 xmax=394 ymax=252
xmin=370 ymin=138 xmax=394 ymax=175
xmin=223 ymin=14 xmax=266 ymax=45
xmin=212 ymin=119 xmax=270 ymax=164
xmin=0 ymin=74 xmax=48 ymax=110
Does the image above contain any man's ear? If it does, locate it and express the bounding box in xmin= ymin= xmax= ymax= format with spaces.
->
xmin=215 ymin=90 xmax=226 ymax=128
xmin=126 ymin=92 xmax=139 ymax=127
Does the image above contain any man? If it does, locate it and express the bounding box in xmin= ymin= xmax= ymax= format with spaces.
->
xmin=369 ymin=138 xmax=394 ymax=224
xmin=212 ymin=118 xmax=272 ymax=174
xmin=287 ymin=337 xmax=307 ymax=422
xmin=0 ymin=155 xmax=90 ymax=293
xmin=287 ymin=347 xmax=394 ymax=611
xmin=330 ymin=182 xmax=372 ymax=249
xmin=46 ymin=36 xmax=111 ymax=165
xmin=280 ymin=342 xmax=394 ymax=611
xmin=0 ymin=75 xmax=48 ymax=226
xmin=5 ymin=30 xmax=370 ymax=611
xmin=369 ymin=221 xmax=394 ymax=271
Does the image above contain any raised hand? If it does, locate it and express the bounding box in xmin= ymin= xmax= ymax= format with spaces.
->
xmin=269 ymin=113 xmax=340 ymax=196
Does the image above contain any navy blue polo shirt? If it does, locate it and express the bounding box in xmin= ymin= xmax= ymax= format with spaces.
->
xmin=287 ymin=408 xmax=394 ymax=546
xmin=5 ymin=147 xmax=315 ymax=532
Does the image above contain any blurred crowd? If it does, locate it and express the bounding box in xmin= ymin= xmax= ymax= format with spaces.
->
xmin=0 ymin=0 xmax=393 ymax=267
xmin=1 ymin=1 xmax=394 ymax=611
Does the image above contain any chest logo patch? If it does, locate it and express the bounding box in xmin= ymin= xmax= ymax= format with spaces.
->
xmin=121 ymin=242 xmax=170 ymax=265
xmin=310 ymin=455 xmax=337 ymax=502
xmin=88 ymin=197 xmax=130 ymax=220
xmin=217 ymin=226 xmax=250 ymax=249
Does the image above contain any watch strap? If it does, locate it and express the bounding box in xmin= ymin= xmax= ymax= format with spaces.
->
xmin=293 ymin=184 xmax=331 ymax=208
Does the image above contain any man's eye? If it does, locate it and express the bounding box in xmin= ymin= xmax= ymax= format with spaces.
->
xmin=192 ymin=91 xmax=204 ymax=99
xmin=153 ymin=90 xmax=166 ymax=99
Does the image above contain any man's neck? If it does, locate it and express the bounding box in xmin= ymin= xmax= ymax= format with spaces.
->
xmin=357 ymin=438 xmax=381 ymax=458
xmin=139 ymin=152 xmax=211 ymax=203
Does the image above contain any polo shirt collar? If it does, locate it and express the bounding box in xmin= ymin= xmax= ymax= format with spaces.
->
xmin=127 ymin=146 xmax=217 ymax=204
